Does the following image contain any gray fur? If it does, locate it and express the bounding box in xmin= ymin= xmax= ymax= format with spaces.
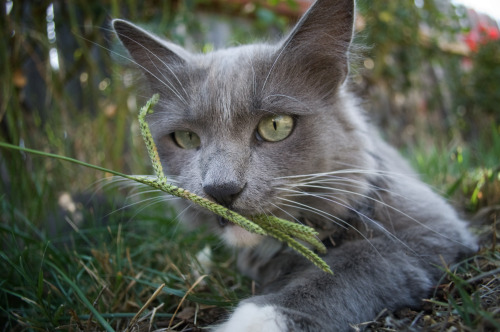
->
xmin=113 ymin=0 xmax=477 ymax=330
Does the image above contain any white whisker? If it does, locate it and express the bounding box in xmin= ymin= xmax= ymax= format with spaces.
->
xmin=77 ymin=33 xmax=188 ymax=105
xmin=260 ymin=33 xmax=296 ymax=93
xmin=268 ymin=202 xmax=305 ymax=226
xmin=276 ymin=168 xmax=413 ymax=181
xmin=275 ymin=198 xmax=384 ymax=256
xmin=105 ymin=194 xmax=177 ymax=219
xmin=276 ymin=197 xmax=348 ymax=231
xmin=277 ymin=187 xmax=420 ymax=253
xmin=144 ymin=50 xmax=189 ymax=104
xmin=262 ymin=94 xmax=313 ymax=113
xmin=280 ymin=183 xmax=470 ymax=248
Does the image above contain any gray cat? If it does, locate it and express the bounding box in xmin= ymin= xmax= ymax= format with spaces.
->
xmin=113 ymin=0 xmax=477 ymax=330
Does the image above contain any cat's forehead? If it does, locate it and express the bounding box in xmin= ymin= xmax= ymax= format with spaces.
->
xmin=188 ymin=45 xmax=273 ymax=121
xmin=201 ymin=44 xmax=272 ymax=69
xmin=157 ymin=43 xmax=325 ymax=131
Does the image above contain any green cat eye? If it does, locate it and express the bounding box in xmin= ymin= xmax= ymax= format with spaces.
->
xmin=257 ymin=115 xmax=294 ymax=142
xmin=173 ymin=131 xmax=201 ymax=149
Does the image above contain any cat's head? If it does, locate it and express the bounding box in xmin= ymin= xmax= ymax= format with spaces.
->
xmin=114 ymin=0 xmax=375 ymax=247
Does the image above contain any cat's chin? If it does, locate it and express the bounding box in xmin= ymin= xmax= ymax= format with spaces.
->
xmin=221 ymin=226 xmax=264 ymax=248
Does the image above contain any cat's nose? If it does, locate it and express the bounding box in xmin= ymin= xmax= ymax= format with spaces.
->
xmin=203 ymin=181 xmax=245 ymax=207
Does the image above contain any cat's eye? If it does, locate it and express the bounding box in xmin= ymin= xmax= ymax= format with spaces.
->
xmin=173 ymin=131 xmax=201 ymax=149
xmin=257 ymin=115 xmax=294 ymax=142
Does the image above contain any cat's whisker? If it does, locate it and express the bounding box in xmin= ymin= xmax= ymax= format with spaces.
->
xmin=124 ymin=196 xmax=179 ymax=223
xmin=334 ymin=161 xmax=451 ymax=196
xmin=144 ymin=51 xmax=189 ymax=104
xmin=276 ymin=168 xmax=414 ymax=181
xmin=89 ymin=176 xmax=127 ymax=192
xmin=288 ymin=178 xmax=400 ymax=229
xmin=110 ymin=29 xmax=190 ymax=105
xmin=268 ymin=202 xmax=306 ymax=226
xmin=283 ymin=183 xmax=475 ymax=251
xmin=280 ymin=184 xmax=472 ymax=248
xmin=89 ymin=177 xmax=155 ymax=199
xmin=275 ymin=198 xmax=385 ymax=257
xmin=282 ymin=192 xmax=344 ymax=199
xmin=250 ymin=59 xmax=257 ymax=100
xmin=279 ymin=171 xmax=418 ymax=204
xmin=280 ymin=185 xmax=402 ymax=230
xmin=290 ymin=182 xmax=368 ymax=196
xmin=125 ymin=188 xmax=166 ymax=200
xmin=166 ymin=203 xmax=194 ymax=238
xmin=277 ymin=188 xmax=419 ymax=257
xmin=77 ymin=33 xmax=188 ymax=106
xmin=96 ymin=176 xmax=182 ymax=197
xmin=262 ymin=94 xmax=313 ymax=113
xmin=276 ymin=197 xmax=348 ymax=231
xmin=105 ymin=194 xmax=178 ymax=220
xmin=280 ymin=185 xmax=352 ymax=206
xmin=260 ymin=41 xmax=288 ymax=94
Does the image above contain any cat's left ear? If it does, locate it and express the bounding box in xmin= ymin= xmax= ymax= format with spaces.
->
xmin=275 ymin=0 xmax=355 ymax=96
xmin=113 ymin=19 xmax=189 ymax=83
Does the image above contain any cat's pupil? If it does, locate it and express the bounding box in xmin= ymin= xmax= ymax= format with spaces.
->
xmin=173 ymin=130 xmax=201 ymax=149
xmin=257 ymin=115 xmax=294 ymax=142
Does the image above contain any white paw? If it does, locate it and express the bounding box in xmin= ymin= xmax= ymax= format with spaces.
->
xmin=214 ymin=303 xmax=287 ymax=332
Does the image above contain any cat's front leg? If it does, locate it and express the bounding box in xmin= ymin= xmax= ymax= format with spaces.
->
xmin=214 ymin=226 xmax=474 ymax=332
xmin=213 ymin=303 xmax=288 ymax=332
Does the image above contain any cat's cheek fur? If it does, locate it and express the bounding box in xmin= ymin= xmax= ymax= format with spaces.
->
xmin=221 ymin=225 xmax=264 ymax=247
xmin=213 ymin=303 xmax=287 ymax=332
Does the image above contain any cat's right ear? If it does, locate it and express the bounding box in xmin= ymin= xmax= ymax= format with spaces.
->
xmin=270 ymin=0 xmax=355 ymax=98
xmin=112 ymin=19 xmax=188 ymax=79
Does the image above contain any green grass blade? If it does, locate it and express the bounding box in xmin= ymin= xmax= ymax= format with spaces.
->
xmin=44 ymin=261 xmax=115 ymax=332
xmin=0 ymin=141 xmax=134 ymax=181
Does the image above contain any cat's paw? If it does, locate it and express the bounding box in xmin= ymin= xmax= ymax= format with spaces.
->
xmin=213 ymin=303 xmax=287 ymax=332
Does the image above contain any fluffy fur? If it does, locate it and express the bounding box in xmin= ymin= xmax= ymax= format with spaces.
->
xmin=113 ymin=0 xmax=477 ymax=330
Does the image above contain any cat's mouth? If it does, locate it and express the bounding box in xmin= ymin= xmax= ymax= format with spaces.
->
xmin=216 ymin=214 xmax=264 ymax=247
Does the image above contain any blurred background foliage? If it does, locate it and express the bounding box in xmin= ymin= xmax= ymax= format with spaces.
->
xmin=1 ymin=0 xmax=499 ymax=330
xmin=2 ymin=0 xmax=499 ymax=218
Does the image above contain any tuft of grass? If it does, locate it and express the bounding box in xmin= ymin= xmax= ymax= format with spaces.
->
xmin=0 ymin=184 xmax=250 ymax=331
xmin=406 ymin=124 xmax=500 ymax=211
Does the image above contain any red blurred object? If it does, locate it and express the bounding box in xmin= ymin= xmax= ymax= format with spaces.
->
xmin=463 ymin=9 xmax=500 ymax=52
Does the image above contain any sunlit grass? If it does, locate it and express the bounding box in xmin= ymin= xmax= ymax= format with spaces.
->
xmin=405 ymin=123 xmax=500 ymax=211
